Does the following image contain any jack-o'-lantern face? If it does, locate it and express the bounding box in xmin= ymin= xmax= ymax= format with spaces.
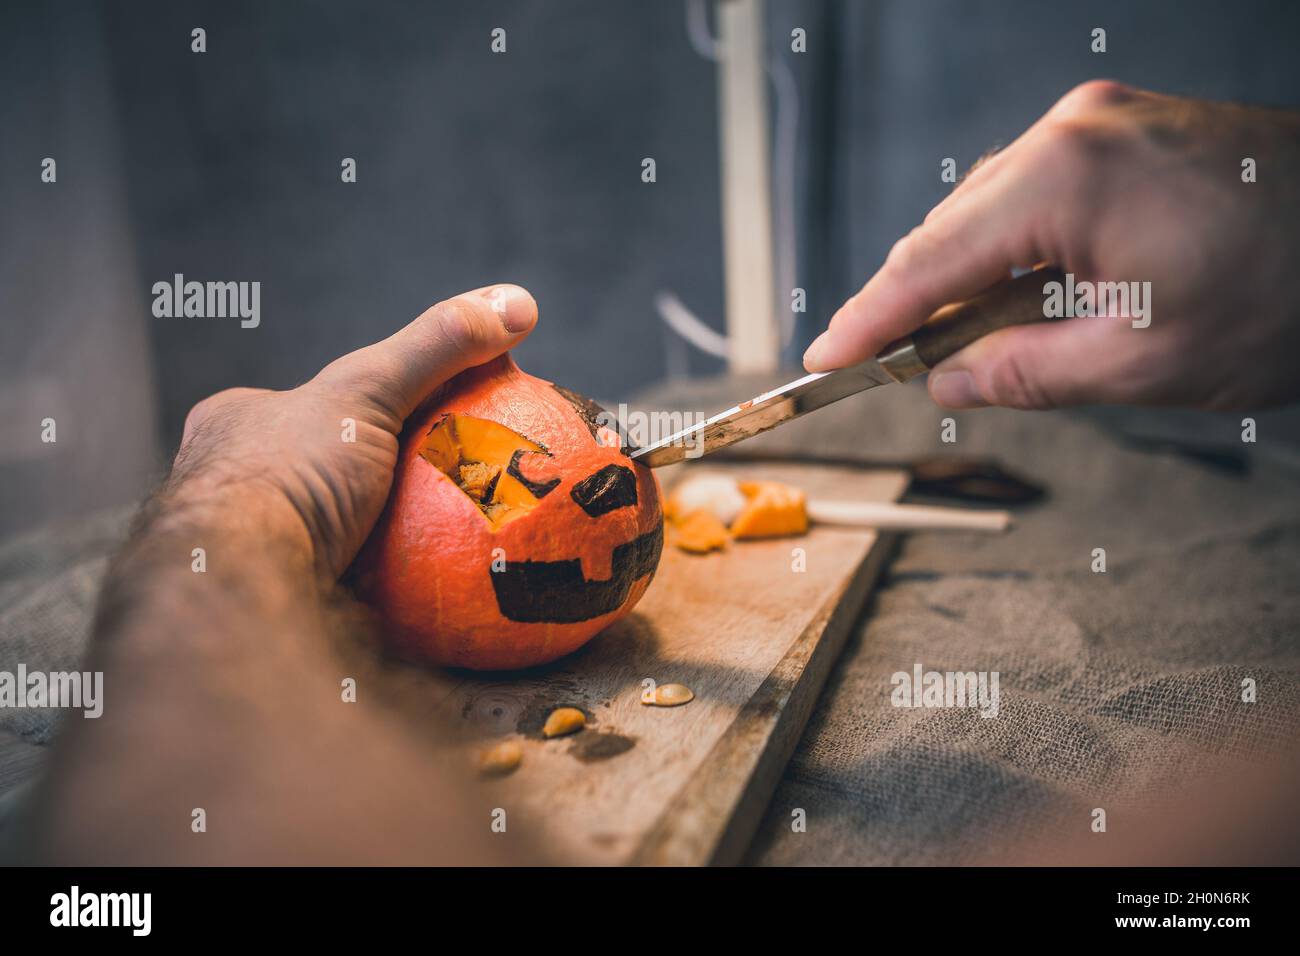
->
xmin=355 ymin=355 xmax=663 ymax=670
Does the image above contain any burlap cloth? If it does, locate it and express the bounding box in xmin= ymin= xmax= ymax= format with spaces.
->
xmin=629 ymin=375 xmax=1300 ymax=865
xmin=3 ymin=377 xmax=1299 ymax=864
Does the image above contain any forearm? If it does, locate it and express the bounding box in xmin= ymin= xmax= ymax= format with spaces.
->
xmin=14 ymin=285 xmax=545 ymax=864
xmin=20 ymin=490 xmax=516 ymax=864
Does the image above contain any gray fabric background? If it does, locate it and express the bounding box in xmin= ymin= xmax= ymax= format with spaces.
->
xmin=634 ymin=378 xmax=1300 ymax=865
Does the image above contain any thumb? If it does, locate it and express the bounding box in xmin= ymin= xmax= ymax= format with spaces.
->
xmin=315 ymin=284 xmax=537 ymax=423
xmin=926 ymin=316 xmax=1133 ymax=410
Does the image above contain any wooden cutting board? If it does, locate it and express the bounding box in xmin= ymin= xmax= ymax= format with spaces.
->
xmin=435 ymin=462 xmax=908 ymax=865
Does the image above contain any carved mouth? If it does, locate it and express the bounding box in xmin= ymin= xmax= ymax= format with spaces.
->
xmin=489 ymin=524 xmax=663 ymax=623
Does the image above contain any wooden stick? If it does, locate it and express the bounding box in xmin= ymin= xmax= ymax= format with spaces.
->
xmin=716 ymin=0 xmax=779 ymax=372
xmin=806 ymin=499 xmax=1012 ymax=533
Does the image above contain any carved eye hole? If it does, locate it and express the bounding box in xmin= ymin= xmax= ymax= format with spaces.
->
xmin=507 ymin=449 xmax=560 ymax=499
xmin=570 ymin=464 xmax=638 ymax=517
xmin=420 ymin=413 xmax=558 ymax=529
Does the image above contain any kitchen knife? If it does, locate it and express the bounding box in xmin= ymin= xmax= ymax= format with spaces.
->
xmin=630 ymin=266 xmax=1065 ymax=468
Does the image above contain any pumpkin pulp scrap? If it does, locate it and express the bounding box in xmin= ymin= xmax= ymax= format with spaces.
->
xmin=674 ymin=509 xmax=731 ymax=553
xmin=666 ymin=475 xmax=810 ymax=553
xmin=419 ymin=413 xmax=557 ymax=530
xmin=731 ymin=480 xmax=809 ymax=539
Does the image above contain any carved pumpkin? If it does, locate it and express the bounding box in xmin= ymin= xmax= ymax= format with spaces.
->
xmin=355 ymin=354 xmax=663 ymax=670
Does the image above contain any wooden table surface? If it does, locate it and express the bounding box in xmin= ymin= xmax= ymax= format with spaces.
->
xmin=432 ymin=461 xmax=907 ymax=864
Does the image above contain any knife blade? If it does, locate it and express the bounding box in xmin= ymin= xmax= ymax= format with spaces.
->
xmin=629 ymin=266 xmax=1064 ymax=468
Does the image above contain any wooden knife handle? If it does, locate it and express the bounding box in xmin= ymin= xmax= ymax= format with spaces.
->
xmin=877 ymin=266 xmax=1066 ymax=382
xmin=806 ymin=499 xmax=1013 ymax=533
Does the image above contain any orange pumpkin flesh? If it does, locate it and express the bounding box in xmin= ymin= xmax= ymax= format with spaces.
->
xmin=355 ymin=355 xmax=663 ymax=671
xmin=420 ymin=413 xmax=551 ymax=529
xmin=665 ymin=475 xmax=809 ymax=553
xmin=673 ymin=509 xmax=730 ymax=554
xmin=731 ymin=480 xmax=809 ymax=539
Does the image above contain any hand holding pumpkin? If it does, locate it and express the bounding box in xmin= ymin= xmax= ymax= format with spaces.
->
xmin=169 ymin=282 xmax=664 ymax=671
xmin=169 ymin=284 xmax=539 ymax=581
xmin=29 ymin=286 xmax=564 ymax=865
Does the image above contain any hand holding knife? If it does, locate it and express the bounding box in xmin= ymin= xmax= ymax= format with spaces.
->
xmin=630 ymin=267 xmax=1064 ymax=468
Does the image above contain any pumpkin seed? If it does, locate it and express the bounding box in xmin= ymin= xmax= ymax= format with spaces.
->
xmin=542 ymin=707 xmax=586 ymax=738
xmin=479 ymin=740 xmax=523 ymax=776
xmin=649 ymin=683 xmax=695 ymax=707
